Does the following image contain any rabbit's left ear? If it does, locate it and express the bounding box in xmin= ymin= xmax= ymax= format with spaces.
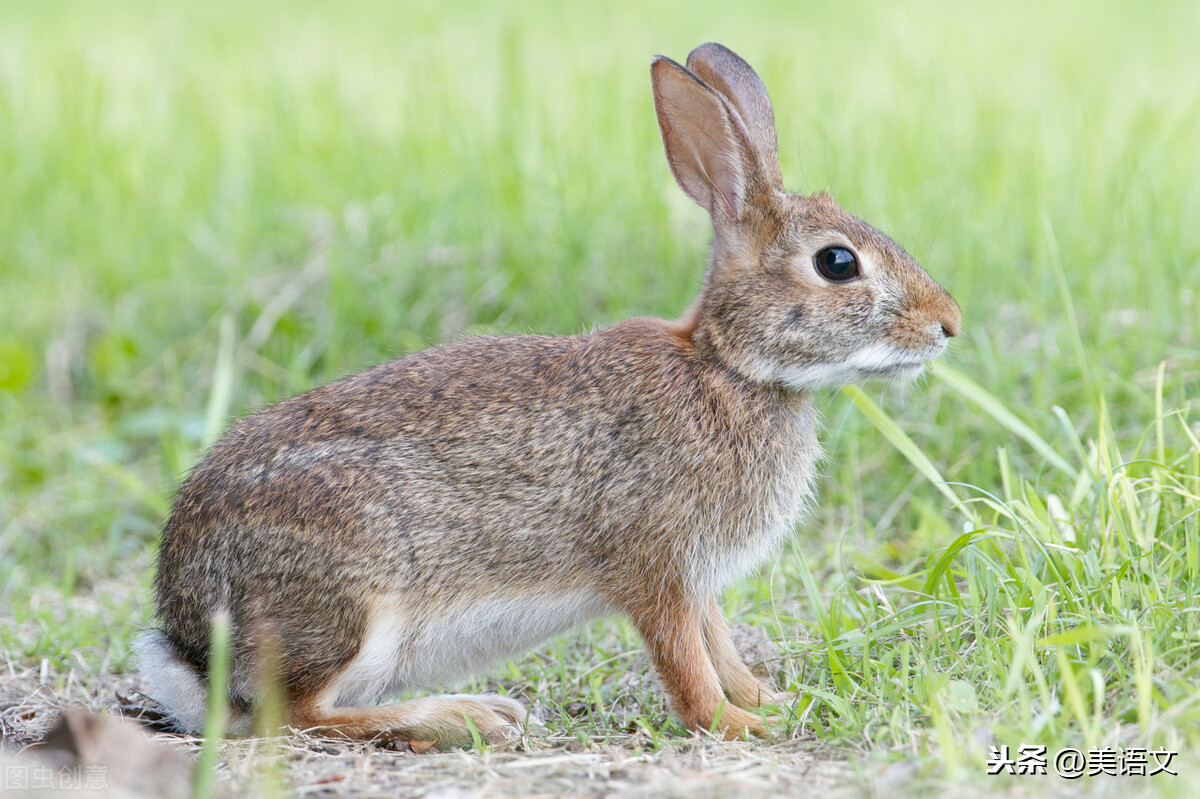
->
xmin=651 ymin=55 xmax=760 ymax=225
xmin=685 ymin=43 xmax=782 ymax=190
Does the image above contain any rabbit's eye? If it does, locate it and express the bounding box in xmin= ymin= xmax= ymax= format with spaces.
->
xmin=814 ymin=247 xmax=859 ymax=282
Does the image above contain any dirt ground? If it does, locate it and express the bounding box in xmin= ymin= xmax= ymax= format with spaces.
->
xmin=0 ymin=662 xmax=877 ymax=798
xmin=4 ymin=662 xmax=1176 ymax=798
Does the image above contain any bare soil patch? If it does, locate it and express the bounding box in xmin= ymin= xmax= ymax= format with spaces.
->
xmin=1 ymin=662 xmax=869 ymax=798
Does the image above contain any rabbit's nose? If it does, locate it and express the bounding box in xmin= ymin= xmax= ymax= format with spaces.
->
xmin=937 ymin=293 xmax=962 ymax=338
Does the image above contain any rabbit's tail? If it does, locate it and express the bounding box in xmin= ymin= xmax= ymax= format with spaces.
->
xmin=134 ymin=629 xmax=250 ymax=735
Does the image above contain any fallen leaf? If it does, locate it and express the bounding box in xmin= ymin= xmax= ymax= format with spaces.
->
xmin=24 ymin=706 xmax=203 ymax=798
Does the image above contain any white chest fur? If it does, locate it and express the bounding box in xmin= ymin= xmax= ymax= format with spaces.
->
xmin=692 ymin=404 xmax=820 ymax=596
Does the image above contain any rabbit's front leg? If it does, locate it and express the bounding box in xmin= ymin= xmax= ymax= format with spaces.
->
xmin=631 ymin=598 xmax=769 ymax=739
xmin=701 ymin=596 xmax=780 ymax=709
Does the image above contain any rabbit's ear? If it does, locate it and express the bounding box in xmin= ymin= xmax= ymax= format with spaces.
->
xmin=685 ymin=43 xmax=782 ymax=189
xmin=651 ymin=56 xmax=761 ymax=224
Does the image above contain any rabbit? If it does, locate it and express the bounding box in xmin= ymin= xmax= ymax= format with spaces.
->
xmin=137 ymin=42 xmax=961 ymax=748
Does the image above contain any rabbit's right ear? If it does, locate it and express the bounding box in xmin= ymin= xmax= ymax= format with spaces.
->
xmin=685 ymin=43 xmax=782 ymax=190
xmin=651 ymin=56 xmax=762 ymax=226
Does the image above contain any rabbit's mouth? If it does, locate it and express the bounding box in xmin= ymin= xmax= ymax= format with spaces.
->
xmin=852 ymin=356 xmax=927 ymax=381
xmin=878 ymin=361 xmax=928 ymax=384
xmin=873 ymin=342 xmax=949 ymax=381
xmin=754 ymin=340 xmax=943 ymax=392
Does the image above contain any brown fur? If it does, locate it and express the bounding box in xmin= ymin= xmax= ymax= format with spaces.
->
xmin=142 ymin=43 xmax=961 ymax=747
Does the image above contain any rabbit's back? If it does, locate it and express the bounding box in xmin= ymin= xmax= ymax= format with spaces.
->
xmin=155 ymin=317 xmax=819 ymax=697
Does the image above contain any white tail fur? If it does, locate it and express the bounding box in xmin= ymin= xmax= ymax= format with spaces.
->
xmin=134 ymin=630 xmax=250 ymax=735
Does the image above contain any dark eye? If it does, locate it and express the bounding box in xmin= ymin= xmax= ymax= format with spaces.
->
xmin=814 ymin=247 xmax=859 ymax=281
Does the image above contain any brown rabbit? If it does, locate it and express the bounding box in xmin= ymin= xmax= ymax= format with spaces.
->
xmin=138 ymin=42 xmax=961 ymax=747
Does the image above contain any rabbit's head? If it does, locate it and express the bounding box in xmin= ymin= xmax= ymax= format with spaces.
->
xmin=653 ymin=44 xmax=961 ymax=391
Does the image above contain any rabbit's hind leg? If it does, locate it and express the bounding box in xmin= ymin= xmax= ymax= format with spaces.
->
xmin=291 ymin=693 xmax=527 ymax=749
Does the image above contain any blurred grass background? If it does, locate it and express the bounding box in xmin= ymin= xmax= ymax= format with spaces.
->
xmin=2 ymin=0 xmax=1199 ymax=784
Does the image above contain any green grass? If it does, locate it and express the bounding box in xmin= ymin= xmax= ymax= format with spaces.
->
xmin=2 ymin=0 xmax=1199 ymax=791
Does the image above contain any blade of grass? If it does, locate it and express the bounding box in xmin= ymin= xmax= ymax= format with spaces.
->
xmin=202 ymin=314 xmax=238 ymax=451
xmin=841 ymin=385 xmax=967 ymax=514
xmin=932 ymin=362 xmax=1078 ymax=479
xmin=923 ymin=528 xmax=989 ymax=597
xmin=196 ymin=611 xmax=232 ymax=799
xmin=1042 ymin=215 xmax=1096 ymax=402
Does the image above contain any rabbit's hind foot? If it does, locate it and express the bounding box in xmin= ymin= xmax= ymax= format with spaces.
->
xmin=291 ymin=693 xmax=529 ymax=750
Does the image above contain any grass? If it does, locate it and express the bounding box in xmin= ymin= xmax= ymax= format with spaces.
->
xmin=2 ymin=0 xmax=1198 ymax=794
